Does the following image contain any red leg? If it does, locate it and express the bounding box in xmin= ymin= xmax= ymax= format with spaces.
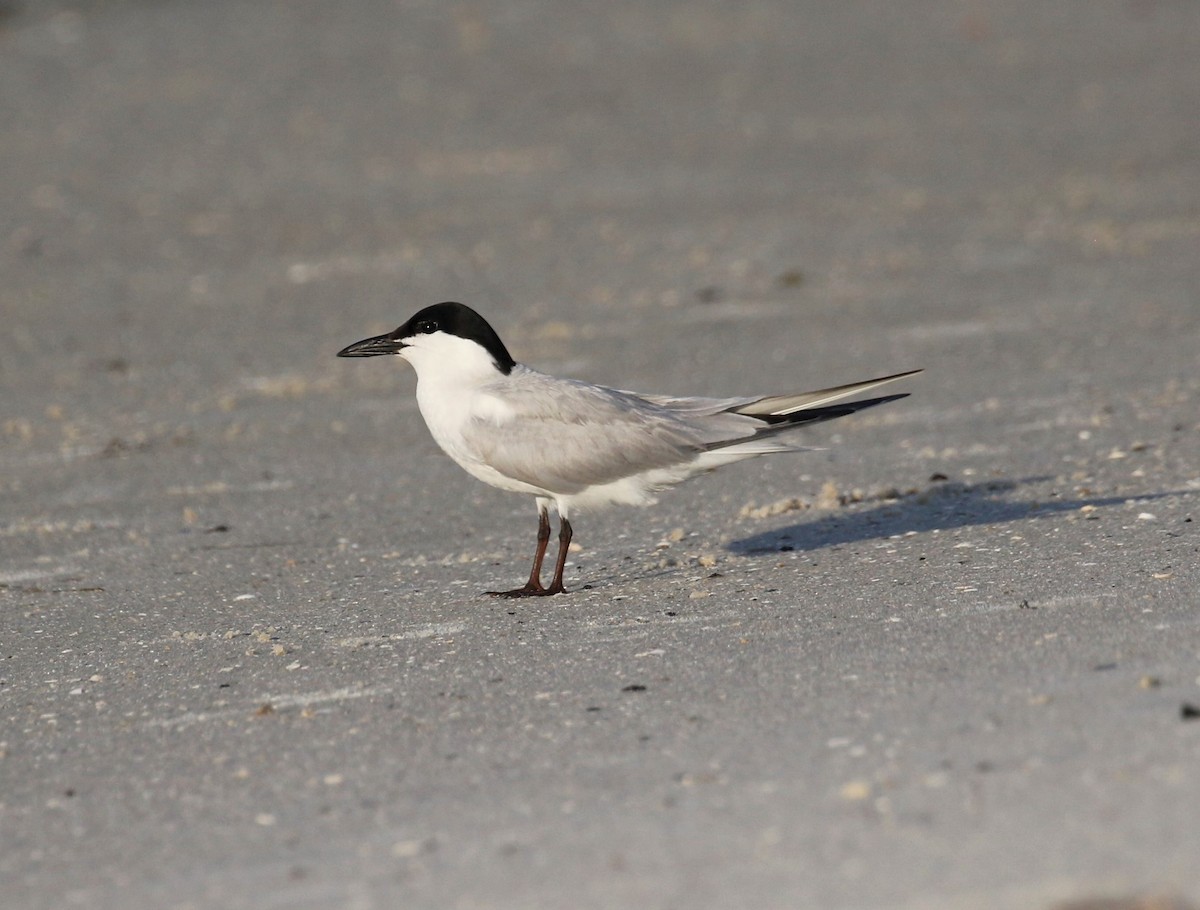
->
xmin=487 ymin=505 xmax=551 ymax=597
xmin=543 ymin=517 xmax=572 ymax=596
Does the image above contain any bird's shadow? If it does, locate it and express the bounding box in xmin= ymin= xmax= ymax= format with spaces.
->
xmin=726 ymin=476 xmax=1192 ymax=556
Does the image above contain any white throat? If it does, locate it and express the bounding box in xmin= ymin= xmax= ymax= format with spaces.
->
xmin=400 ymin=333 xmax=511 ymax=469
xmin=400 ymin=332 xmax=506 ymax=390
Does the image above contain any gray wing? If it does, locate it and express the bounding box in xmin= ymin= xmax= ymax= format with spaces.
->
xmin=461 ymin=367 xmax=920 ymax=494
xmin=461 ymin=370 xmax=759 ymax=493
xmin=636 ymin=370 xmax=921 ymax=419
xmin=633 ymin=392 xmax=763 ymax=416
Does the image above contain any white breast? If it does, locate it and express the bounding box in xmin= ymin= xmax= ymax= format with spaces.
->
xmin=415 ymin=379 xmax=551 ymax=497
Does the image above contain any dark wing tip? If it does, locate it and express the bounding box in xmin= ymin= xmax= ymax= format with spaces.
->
xmin=758 ymin=392 xmax=910 ymax=426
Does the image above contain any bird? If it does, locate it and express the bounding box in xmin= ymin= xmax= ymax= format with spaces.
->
xmin=338 ymin=301 xmax=919 ymax=597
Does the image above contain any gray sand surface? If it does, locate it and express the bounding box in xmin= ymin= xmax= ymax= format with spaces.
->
xmin=2 ymin=2 xmax=1198 ymax=908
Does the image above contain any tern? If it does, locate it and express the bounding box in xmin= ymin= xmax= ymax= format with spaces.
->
xmin=338 ymin=302 xmax=919 ymax=597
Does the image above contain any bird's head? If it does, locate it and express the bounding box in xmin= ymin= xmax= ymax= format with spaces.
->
xmin=337 ymin=301 xmax=516 ymax=379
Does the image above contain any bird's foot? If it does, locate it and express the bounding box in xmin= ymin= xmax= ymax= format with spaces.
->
xmin=486 ymin=582 xmax=568 ymax=598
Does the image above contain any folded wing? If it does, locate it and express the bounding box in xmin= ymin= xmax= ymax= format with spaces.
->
xmin=462 ymin=367 xmax=921 ymax=494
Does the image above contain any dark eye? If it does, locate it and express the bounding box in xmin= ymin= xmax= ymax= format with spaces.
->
xmin=415 ymin=319 xmax=438 ymax=334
